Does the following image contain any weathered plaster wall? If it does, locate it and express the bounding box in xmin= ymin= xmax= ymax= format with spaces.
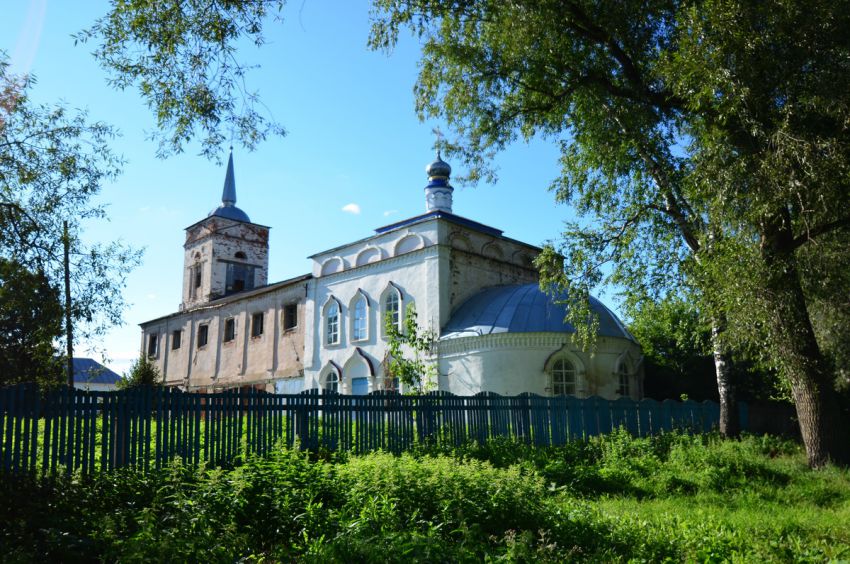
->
xmin=182 ymin=218 xmax=270 ymax=309
xmin=141 ymin=280 xmax=307 ymax=392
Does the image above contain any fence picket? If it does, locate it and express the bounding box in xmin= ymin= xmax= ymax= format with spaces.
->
xmin=0 ymin=384 xmax=738 ymax=477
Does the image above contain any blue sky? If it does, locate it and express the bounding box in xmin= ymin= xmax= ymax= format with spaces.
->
xmin=4 ymin=0 xmax=581 ymax=375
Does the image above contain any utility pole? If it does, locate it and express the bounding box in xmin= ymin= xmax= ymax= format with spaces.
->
xmin=64 ymin=220 xmax=74 ymax=388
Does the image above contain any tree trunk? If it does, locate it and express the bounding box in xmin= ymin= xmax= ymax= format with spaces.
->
xmin=711 ymin=317 xmax=739 ymax=437
xmin=762 ymin=223 xmax=849 ymax=468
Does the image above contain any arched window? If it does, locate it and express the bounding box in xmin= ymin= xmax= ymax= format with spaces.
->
xmin=325 ymin=370 xmax=340 ymax=393
xmin=551 ymin=358 xmax=576 ymax=396
xmin=383 ymin=287 xmax=401 ymax=334
xmin=352 ymin=294 xmax=368 ymax=341
xmin=325 ymin=300 xmax=340 ymax=346
xmin=234 ymin=251 xmax=247 ymax=259
xmin=616 ymin=361 xmax=630 ymax=397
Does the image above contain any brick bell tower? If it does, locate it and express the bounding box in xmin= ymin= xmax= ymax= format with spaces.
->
xmin=180 ymin=149 xmax=270 ymax=310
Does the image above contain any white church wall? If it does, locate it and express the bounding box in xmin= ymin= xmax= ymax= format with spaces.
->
xmin=304 ymin=244 xmax=442 ymax=391
xmin=438 ymin=334 xmax=644 ymax=400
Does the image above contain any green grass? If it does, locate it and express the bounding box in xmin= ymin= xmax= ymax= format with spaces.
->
xmin=2 ymin=430 xmax=848 ymax=562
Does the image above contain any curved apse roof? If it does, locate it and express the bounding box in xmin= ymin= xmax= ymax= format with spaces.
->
xmin=442 ymin=283 xmax=635 ymax=342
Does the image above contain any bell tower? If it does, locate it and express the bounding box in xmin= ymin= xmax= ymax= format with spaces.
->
xmin=180 ymin=150 xmax=270 ymax=310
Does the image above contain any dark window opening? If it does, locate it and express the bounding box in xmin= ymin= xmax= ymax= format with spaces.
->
xmin=251 ymin=312 xmax=264 ymax=337
xmin=283 ymin=303 xmax=298 ymax=331
xmin=235 ymin=251 xmax=247 ymax=259
xmin=171 ymin=330 xmax=181 ymax=350
xmin=223 ymin=318 xmax=236 ymax=342
xmin=194 ymin=266 xmax=202 ymax=288
xmin=147 ymin=334 xmax=158 ymax=357
xmin=225 ymin=263 xmax=255 ymax=295
xmin=197 ymin=324 xmax=209 ymax=348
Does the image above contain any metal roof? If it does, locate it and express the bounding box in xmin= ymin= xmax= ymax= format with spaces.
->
xmin=72 ymin=358 xmax=122 ymax=384
xmin=441 ymin=283 xmax=635 ymax=341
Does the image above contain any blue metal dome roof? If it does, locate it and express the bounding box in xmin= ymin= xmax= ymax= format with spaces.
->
xmin=209 ymin=204 xmax=251 ymax=222
xmin=442 ymin=283 xmax=635 ymax=341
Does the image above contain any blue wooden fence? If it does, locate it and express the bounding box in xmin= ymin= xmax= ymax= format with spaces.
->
xmin=0 ymin=384 xmax=747 ymax=476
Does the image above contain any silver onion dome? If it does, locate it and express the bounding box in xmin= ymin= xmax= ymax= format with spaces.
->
xmin=426 ymin=151 xmax=452 ymax=179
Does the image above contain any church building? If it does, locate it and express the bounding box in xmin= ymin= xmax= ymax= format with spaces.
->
xmin=140 ymin=150 xmax=643 ymax=399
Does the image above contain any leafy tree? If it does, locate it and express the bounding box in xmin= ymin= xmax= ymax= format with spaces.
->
xmin=382 ymin=303 xmax=437 ymax=393
xmin=0 ymin=259 xmax=64 ymax=388
xmin=77 ymin=0 xmax=286 ymax=159
xmin=118 ymin=354 xmax=162 ymax=389
xmin=628 ymin=295 xmax=778 ymax=405
xmin=370 ymin=0 xmax=850 ymax=466
xmin=0 ymin=56 xmax=142 ymax=360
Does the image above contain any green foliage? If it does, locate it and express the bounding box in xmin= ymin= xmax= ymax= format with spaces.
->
xmin=0 ymin=258 xmax=64 ymax=387
xmin=77 ymin=0 xmax=286 ymax=159
xmin=383 ymin=303 xmax=437 ymax=392
xmin=628 ymin=294 xmax=779 ymax=401
xmin=0 ymin=55 xmax=141 ymax=355
xmin=117 ymin=355 xmax=162 ymax=389
xmin=1 ymin=433 xmax=849 ymax=561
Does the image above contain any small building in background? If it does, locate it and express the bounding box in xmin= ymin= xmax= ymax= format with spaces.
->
xmin=72 ymin=358 xmax=122 ymax=391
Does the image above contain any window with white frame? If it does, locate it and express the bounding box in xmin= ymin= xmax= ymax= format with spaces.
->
xmin=383 ymin=287 xmax=401 ymax=334
xmin=325 ymin=370 xmax=340 ymax=393
xmin=352 ymin=294 xmax=368 ymax=341
xmin=617 ymin=361 xmax=630 ymax=396
xmin=325 ymin=300 xmax=340 ymax=346
xmin=551 ymin=358 xmax=576 ymax=396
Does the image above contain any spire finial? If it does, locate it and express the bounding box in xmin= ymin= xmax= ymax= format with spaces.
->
xmin=432 ymin=126 xmax=444 ymax=159
xmin=222 ymin=149 xmax=236 ymax=206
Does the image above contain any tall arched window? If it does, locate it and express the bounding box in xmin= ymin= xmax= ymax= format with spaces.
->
xmin=352 ymin=295 xmax=368 ymax=341
xmin=384 ymin=288 xmax=400 ymax=333
xmin=326 ymin=301 xmax=340 ymax=345
xmin=616 ymin=361 xmax=630 ymax=397
xmin=551 ymin=358 xmax=576 ymax=396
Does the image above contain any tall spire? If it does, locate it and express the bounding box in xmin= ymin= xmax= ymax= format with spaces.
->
xmin=221 ymin=147 xmax=236 ymax=206
xmin=208 ymin=147 xmax=251 ymax=222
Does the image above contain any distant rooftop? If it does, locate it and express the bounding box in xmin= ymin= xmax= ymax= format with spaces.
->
xmin=72 ymin=358 xmax=122 ymax=385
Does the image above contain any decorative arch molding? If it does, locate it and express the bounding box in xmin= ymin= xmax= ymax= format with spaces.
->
xmin=482 ymin=241 xmax=504 ymax=259
xmin=344 ymin=346 xmax=376 ymax=377
xmin=321 ymin=294 xmax=342 ymax=313
xmin=614 ymin=350 xmax=637 ymax=374
xmin=449 ymin=232 xmax=472 ymax=252
xmin=355 ymin=245 xmax=384 ymax=267
xmin=320 ymin=361 xmax=343 ymax=391
xmin=511 ymin=250 xmax=534 ymax=268
xmin=394 ymin=232 xmax=425 ymax=256
xmin=348 ymin=288 xmax=371 ymax=308
xmin=320 ymin=256 xmax=346 ymax=276
xmin=543 ymin=345 xmax=587 ymax=376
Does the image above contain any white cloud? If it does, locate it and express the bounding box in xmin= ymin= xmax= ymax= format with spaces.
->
xmin=342 ymin=203 xmax=361 ymax=215
xmin=383 ymin=209 xmax=398 ymax=217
